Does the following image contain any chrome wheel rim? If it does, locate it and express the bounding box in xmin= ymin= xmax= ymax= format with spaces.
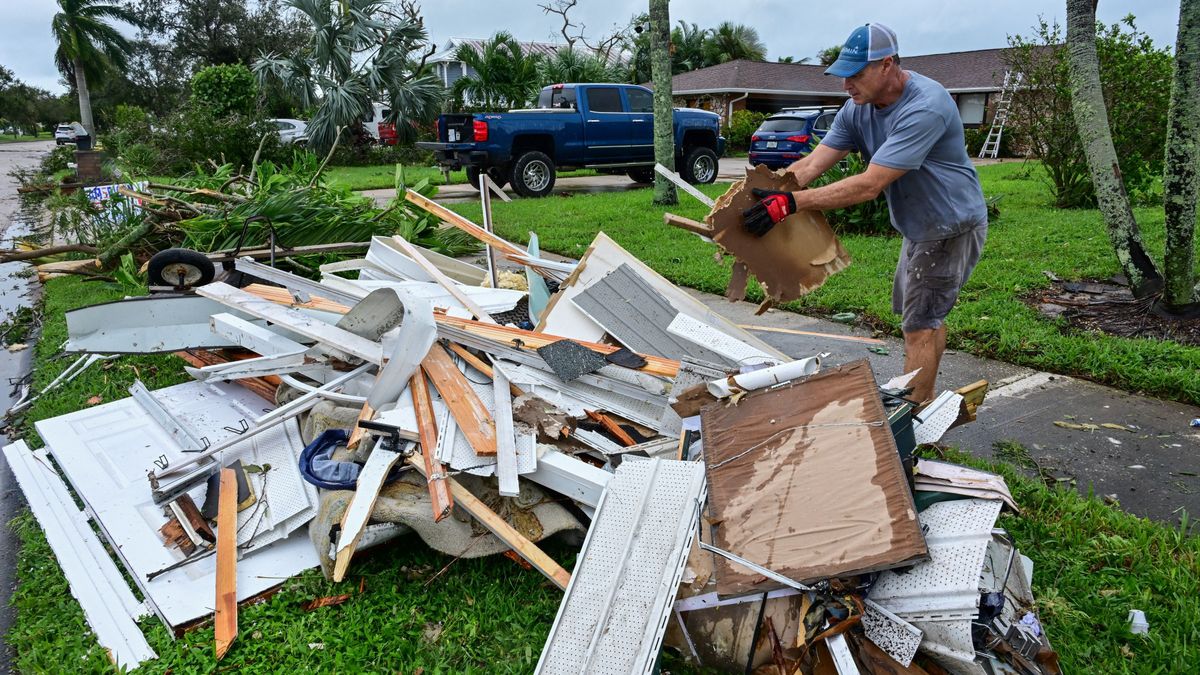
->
xmin=523 ymin=160 xmax=551 ymax=191
xmin=693 ymin=155 xmax=716 ymax=182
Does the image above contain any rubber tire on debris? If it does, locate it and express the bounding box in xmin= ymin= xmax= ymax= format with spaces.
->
xmin=147 ymin=247 xmax=216 ymax=288
xmin=465 ymin=166 xmax=509 ymax=191
xmin=680 ymin=146 xmax=719 ymax=184
xmin=509 ymin=151 xmax=556 ymax=198
xmin=627 ymin=168 xmax=655 ymax=184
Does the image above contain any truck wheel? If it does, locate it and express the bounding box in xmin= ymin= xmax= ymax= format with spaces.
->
xmin=510 ymin=151 xmax=556 ymax=198
xmin=627 ymin=168 xmax=655 ymax=184
xmin=466 ymin=166 xmax=509 ymax=191
xmin=681 ymin=146 xmax=719 ymax=184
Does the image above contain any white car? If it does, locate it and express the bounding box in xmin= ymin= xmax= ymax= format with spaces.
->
xmin=55 ymin=122 xmax=85 ymax=145
xmin=270 ymin=118 xmax=308 ymax=145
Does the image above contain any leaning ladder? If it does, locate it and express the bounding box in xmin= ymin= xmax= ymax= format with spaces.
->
xmin=978 ymin=70 xmax=1022 ymax=159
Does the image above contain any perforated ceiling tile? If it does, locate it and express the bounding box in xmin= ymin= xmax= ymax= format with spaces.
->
xmin=913 ymin=391 xmax=964 ymax=445
xmin=536 ymin=458 xmax=706 ymax=675
xmin=868 ymin=498 xmax=1002 ymax=622
xmin=862 ymin=600 xmax=923 ymax=667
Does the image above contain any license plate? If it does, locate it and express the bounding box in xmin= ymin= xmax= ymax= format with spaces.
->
xmin=766 ymin=141 xmax=777 ymax=149
xmin=448 ymin=129 xmax=460 ymax=142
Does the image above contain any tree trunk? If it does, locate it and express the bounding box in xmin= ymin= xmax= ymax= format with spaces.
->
xmin=649 ymin=0 xmax=677 ymax=205
xmin=73 ymin=57 xmax=95 ymax=139
xmin=1065 ymin=0 xmax=1163 ymax=298
xmin=1162 ymin=0 xmax=1200 ymax=311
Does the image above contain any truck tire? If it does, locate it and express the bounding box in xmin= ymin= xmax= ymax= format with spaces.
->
xmin=680 ymin=146 xmax=719 ymax=184
xmin=627 ymin=168 xmax=655 ymax=184
xmin=509 ymin=151 xmax=556 ymax=198
xmin=465 ymin=166 xmax=509 ymax=191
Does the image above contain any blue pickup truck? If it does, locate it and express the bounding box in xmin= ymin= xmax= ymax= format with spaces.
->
xmin=418 ymin=83 xmax=726 ymax=197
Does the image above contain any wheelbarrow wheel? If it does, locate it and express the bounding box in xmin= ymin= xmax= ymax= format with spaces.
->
xmin=147 ymin=248 xmax=216 ymax=288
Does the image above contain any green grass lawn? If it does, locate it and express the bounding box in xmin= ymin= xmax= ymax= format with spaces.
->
xmin=0 ymin=134 xmax=46 ymax=144
xmin=444 ymin=162 xmax=1200 ymax=406
xmin=322 ymin=164 xmax=597 ymax=191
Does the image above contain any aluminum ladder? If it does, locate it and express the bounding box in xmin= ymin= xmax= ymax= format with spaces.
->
xmin=978 ymin=70 xmax=1022 ymax=159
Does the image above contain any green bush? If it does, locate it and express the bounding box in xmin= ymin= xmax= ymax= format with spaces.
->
xmin=156 ymin=107 xmax=288 ymax=174
xmin=725 ymin=110 xmax=768 ymax=151
xmin=812 ymin=151 xmax=893 ymax=236
xmin=190 ymin=64 xmax=257 ymax=117
xmin=963 ymin=126 xmax=1015 ymax=158
xmin=329 ymin=142 xmax=435 ymax=167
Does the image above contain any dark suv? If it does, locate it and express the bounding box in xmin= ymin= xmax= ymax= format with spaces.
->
xmin=748 ymin=107 xmax=840 ymax=169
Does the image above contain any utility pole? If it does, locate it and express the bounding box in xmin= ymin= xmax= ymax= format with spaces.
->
xmin=649 ymin=0 xmax=677 ymax=205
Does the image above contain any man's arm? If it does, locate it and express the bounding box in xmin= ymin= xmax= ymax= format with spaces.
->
xmin=791 ymin=162 xmax=906 ymax=211
xmin=785 ymin=144 xmax=850 ymax=187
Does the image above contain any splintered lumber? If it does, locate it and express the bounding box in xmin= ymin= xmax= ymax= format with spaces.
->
xmin=406 ymin=456 xmax=571 ymax=590
xmin=388 ymin=235 xmax=495 ymax=323
xmin=586 ymin=410 xmax=637 ymax=447
xmin=214 ymin=468 xmax=238 ymax=660
xmin=663 ymin=212 xmax=714 ymax=236
xmin=346 ymin=400 xmax=375 ymax=450
xmin=421 ymin=344 xmax=498 ymax=456
xmin=405 ymin=189 xmax=525 ymax=257
xmin=333 ymin=446 xmax=404 ymax=582
xmin=176 ymin=349 xmax=280 ymax=403
xmin=410 ymin=372 xmax=454 ymax=521
xmin=240 ymin=283 xmax=681 ymax=377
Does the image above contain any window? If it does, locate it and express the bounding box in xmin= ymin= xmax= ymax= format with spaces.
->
xmin=957 ymin=93 xmax=987 ymax=125
xmin=586 ymin=87 xmax=623 ymax=113
xmin=813 ymin=113 xmax=836 ymax=132
xmin=274 ymin=121 xmax=293 ymax=131
xmin=538 ymin=87 xmax=577 ymax=109
xmin=627 ymin=88 xmax=653 ymax=113
xmin=758 ymin=117 xmax=809 ymax=132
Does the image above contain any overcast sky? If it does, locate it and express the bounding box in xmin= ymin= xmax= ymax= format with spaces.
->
xmin=1 ymin=0 xmax=1183 ymax=93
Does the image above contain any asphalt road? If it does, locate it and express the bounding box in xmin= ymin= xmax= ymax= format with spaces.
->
xmin=0 ymin=139 xmax=51 ymax=672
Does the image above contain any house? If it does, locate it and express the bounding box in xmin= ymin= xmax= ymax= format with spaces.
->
xmin=670 ymin=48 xmax=1013 ymax=128
xmin=429 ymin=37 xmax=565 ymax=90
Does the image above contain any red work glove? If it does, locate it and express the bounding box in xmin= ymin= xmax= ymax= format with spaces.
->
xmin=742 ymin=188 xmax=796 ymax=236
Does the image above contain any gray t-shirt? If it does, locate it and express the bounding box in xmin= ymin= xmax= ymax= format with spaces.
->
xmin=820 ymin=71 xmax=987 ymax=242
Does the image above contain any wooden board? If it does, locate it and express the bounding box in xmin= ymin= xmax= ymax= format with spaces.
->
xmin=410 ymin=373 xmax=454 ymax=521
xmin=175 ymin=350 xmax=278 ymax=403
xmin=421 ymin=344 xmax=498 ymax=457
xmin=406 ymin=456 xmax=571 ymax=590
xmin=387 ymin=235 xmax=495 ymax=323
xmin=214 ymin=467 xmax=238 ymax=660
xmin=405 ymin=189 xmax=526 ymax=256
xmin=332 ymin=447 xmax=403 ymax=582
xmin=445 ymin=342 xmax=524 ymax=397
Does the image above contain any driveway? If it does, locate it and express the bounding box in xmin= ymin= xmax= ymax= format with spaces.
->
xmin=363 ymin=156 xmax=752 ymax=205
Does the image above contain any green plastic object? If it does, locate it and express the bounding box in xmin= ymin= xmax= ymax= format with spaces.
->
xmin=832 ymin=312 xmax=857 ymax=323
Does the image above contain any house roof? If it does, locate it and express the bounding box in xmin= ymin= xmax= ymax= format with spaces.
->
xmin=670 ymin=47 xmax=1012 ymax=96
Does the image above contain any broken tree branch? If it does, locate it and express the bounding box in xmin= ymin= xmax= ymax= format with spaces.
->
xmin=0 ymin=244 xmax=99 ymax=262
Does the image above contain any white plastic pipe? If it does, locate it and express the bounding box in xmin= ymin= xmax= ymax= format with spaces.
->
xmin=706 ymin=357 xmax=821 ymax=398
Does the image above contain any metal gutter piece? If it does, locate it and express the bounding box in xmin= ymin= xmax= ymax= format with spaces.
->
xmin=524 ymin=447 xmax=611 ymax=509
xmin=3 ymin=441 xmax=156 ymax=670
xmin=536 ymin=458 xmax=706 ymax=675
xmin=130 ymin=380 xmax=209 ymax=453
xmin=667 ymin=313 xmax=779 ymax=368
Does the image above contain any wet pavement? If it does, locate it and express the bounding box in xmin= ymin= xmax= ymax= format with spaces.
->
xmin=0 ymin=139 xmax=50 ymax=671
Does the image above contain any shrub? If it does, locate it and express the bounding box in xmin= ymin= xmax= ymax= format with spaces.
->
xmin=812 ymin=151 xmax=893 ymax=236
xmin=963 ymin=127 xmax=1015 ymax=158
xmin=725 ymin=110 xmax=768 ymax=151
xmin=329 ymin=143 xmax=435 ymax=167
xmin=156 ymin=108 xmax=288 ymax=175
xmin=190 ymin=64 xmax=257 ymax=117
xmin=1005 ymin=16 xmax=1171 ymax=208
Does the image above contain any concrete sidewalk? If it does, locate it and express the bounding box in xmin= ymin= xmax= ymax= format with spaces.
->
xmin=684 ymin=287 xmax=1200 ymax=526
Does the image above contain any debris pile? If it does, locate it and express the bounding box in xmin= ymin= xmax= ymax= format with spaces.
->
xmin=5 ymin=177 xmax=1057 ymax=673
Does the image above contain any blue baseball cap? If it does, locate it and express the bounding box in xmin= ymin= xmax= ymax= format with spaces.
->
xmin=824 ymin=23 xmax=899 ymax=78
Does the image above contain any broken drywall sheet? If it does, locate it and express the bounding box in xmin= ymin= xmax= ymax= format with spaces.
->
xmin=701 ymin=359 xmax=927 ymax=595
xmin=704 ymin=165 xmax=851 ymax=304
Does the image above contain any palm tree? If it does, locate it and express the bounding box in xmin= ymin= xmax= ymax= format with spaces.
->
xmin=540 ymin=48 xmax=618 ymax=86
xmin=453 ymin=33 xmax=545 ymax=110
xmin=254 ymin=0 xmax=444 ymax=154
xmin=51 ymin=0 xmax=142 ymax=138
xmin=703 ymin=22 xmax=767 ymax=65
xmin=671 ymin=21 xmax=710 ymax=73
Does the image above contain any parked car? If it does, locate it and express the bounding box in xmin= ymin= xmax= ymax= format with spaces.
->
xmin=55 ymin=122 xmax=83 ymax=145
xmin=361 ymin=104 xmax=399 ymax=146
xmin=748 ymin=107 xmax=841 ymax=169
xmin=269 ymin=118 xmax=309 ymax=145
xmin=418 ymin=83 xmax=725 ymax=197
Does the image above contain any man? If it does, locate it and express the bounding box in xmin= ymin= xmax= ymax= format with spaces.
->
xmin=743 ymin=23 xmax=987 ymax=405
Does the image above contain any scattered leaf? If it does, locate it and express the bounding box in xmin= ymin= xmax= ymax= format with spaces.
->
xmin=301 ymin=594 xmax=352 ymax=611
xmin=1054 ymin=420 xmax=1099 ymax=431
xmin=7 ymin=342 xmax=27 ymax=352
xmin=86 ymin=395 xmax=103 ymax=406
xmin=1101 ymin=423 xmax=1133 ymax=432
xmin=422 ymin=622 xmax=444 ymax=644
xmin=1099 ymin=589 xmax=1120 ymax=597
xmin=1120 ymin=644 xmax=1134 ymax=659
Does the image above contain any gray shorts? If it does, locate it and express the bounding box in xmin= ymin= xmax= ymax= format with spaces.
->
xmin=892 ymin=225 xmax=987 ymax=332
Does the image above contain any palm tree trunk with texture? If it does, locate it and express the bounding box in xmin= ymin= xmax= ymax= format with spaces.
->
xmin=649 ymin=0 xmax=677 ymax=205
xmin=73 ymin=57 xmax=94 ymax=139
xmin=1065 ymin=0 xmax=1163 ymax=298
xmin=1162 ymin=0 xmax=1200 ymax=312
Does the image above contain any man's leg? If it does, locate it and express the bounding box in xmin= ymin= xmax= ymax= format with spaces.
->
xmin=904 ymin=325 xmax=946 ymax=405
